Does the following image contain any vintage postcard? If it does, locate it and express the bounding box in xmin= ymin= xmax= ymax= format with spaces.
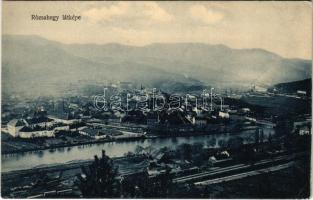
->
xmin=1 ymin=1 xmax=312 ymax=198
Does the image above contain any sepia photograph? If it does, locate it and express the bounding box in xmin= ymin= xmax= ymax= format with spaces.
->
xmin=1 ymin=1 xmax=312 ymax=198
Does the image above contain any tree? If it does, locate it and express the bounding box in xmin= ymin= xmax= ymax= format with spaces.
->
xmin=134 ymin=145 xmax=144 ymax=155
xmin=192 ymin=142 xmax=204 ymax=153
xmin=120 ymin=168 xmax=173 ymax=198
xmin=179 ymin=143 xmax=192 ymax=161
xmin=157 ymin=167 xmax=173 ymax=196
xmin=207 ymin=137 xmax=217 ymax=147
xmin=76 ymin=150 xmax=119 ymax=197
xmin=147 ymin=167 xmax=173 ymax=198
xmin=144 ymin=146 xmax=154 ymax=155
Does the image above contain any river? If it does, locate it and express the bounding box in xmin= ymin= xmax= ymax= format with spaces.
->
xmin=2 ymin=128 xmax=274 ymax=172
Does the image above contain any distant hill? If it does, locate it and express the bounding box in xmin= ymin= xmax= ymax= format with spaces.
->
xmin=2 ymin=35 xmax=311 ymax=97
xmin=269 ymin=78 xmax=312 ymax=95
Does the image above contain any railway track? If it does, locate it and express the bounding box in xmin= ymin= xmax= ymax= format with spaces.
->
xmin=194 ymin=162 xmax=294 ymax=185
xmin=173 ymin=152 xmax=304 ymax=184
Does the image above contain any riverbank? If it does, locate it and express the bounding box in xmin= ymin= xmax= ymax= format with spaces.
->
xmin=1 ymin=134 xmax=146 ymax=155
xmin=2 ymin=130 xmax=271 ymax=172
xmin=2 ymin=126 xmax=260 ymax=155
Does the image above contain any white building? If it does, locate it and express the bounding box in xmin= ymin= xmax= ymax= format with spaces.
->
xmin=7 ymin=119 xmax=28 ymax=137
xmin=18 ymin=130 xmax=55 ymax=138
xmin=219 ymin=111 xmax=230 ymax=119
xmin=299 ymin=127 xmax=310 ymax=135
xmin=79 ymin=127 xmax=107 ymax=139
xmin=7 ymin=117 xmax=71 ymax=138
xmin=297 ymin=90 xmax=307 ymax=95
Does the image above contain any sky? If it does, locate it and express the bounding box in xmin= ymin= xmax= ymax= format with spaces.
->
xmin=2 ymin=1 xmax=312 ymax=59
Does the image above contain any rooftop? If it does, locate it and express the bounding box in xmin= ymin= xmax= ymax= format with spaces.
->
xmin=8 ymin=119 xmax=28 ymax=127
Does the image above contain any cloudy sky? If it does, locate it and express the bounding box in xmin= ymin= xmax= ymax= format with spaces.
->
xmin=3 ymin=1 xmax=312 ymax=59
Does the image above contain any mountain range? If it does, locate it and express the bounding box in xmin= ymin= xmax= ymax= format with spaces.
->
xmin=2 ymin=35 xmax=311 ymax=97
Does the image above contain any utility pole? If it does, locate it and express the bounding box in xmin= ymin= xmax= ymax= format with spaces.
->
xmin=210 ymin=87 xmax=214 ymax=111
